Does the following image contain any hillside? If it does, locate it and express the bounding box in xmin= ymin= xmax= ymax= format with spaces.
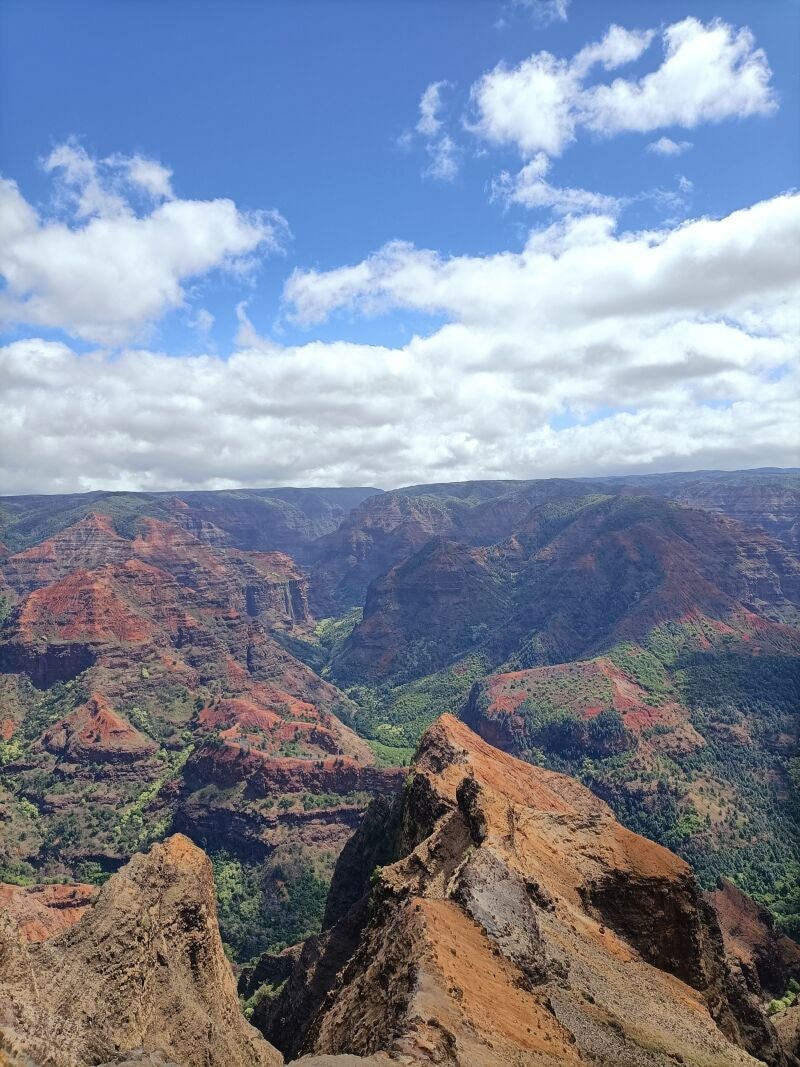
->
xmin=3 ymin=722 xmax=796 ymax=1065
xmin=1 ymin=468 xmax=798 ymax=962
xmin=0 ymin=506 xmax=400 ymax=961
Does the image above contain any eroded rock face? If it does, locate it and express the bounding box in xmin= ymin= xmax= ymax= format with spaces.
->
xmin=335 ymin=493 xmax=800 ymax=686
xmin=0 ymin=834 xmax=281 ymax=1067
xmin=41 ymin=692 xmax=158 ymax=764
xmin=0 ymin=883 xmax=96 ymax=943
xmin=0 ymin=510 xmax=397 ymax=923
xmin=263 ymin=715 xmax=789 ymax=1067
xmin=710 ymin=878 xmax=800 ymax=999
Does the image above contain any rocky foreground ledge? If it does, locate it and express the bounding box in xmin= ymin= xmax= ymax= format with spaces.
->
xmin=2 ymin=715 xmax=798 ymax=1066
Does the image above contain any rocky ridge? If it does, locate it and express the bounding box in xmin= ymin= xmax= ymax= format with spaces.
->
xmin=0 ymin=833 xmax=281 ymax=1067
xmin=1 ymin=471 xmax=798 ymax=983
xmin=260 ymin=715 xmax=792 ymax=1066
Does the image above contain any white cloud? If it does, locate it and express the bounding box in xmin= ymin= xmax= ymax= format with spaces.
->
xmin=571 ymin=25 xmax=655 ymax=77
xmin=417 ymin=81 xmax=449 ymax=137
xmin=44 ymin=142 xmax=129 ymax=219
xmin=4 ymin=194 xmax=796 ymax=493
xmin=472 ymin=18 xmax=774 ymax=159
xmin=125 ymin=156 xmax=174 ymax=199
xmin=424 ymin=135 xmax=459 ymax=182
xmin=647 ymin=137 xmax=693 ymax=157
xmin=191 ymin=308 xmax=215 ymax=338
xmin=583 ymin=18 xmax=775 ymax=136
xmin=512 ymin=0 xmax=570 ymax=26
xmin=470 ymin=51 xmax=577 ymax=157
xmin=461 ymin=16 xmax=774 ymax=214
xmin=492 ymin=153 xmax=618 ymax=214
xmin=285 ymin=194 xmax=800 ymax=327
xmin=409 ymin=82 xmax=460 ymax=181
xmin=409 ymin=18 xmax=771 ymax=211
xmin=0 ymin=144 xmax=287 ymax=345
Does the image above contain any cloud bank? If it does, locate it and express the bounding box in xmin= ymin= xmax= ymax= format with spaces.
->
xmin=2 ymin=192 xmax=798 ymax=493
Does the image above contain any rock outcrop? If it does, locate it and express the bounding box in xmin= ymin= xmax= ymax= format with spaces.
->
xmin=0 ymin=834 xmax=281 ymax=1067
xmin=263 ymin=715 xmax=789 ymax=1066
xmin=41 ymin=692 xmax=158 ymax=764
xmin=0 ymin=882 xmax=96 ymax=943
xmin=710 ymin=878 xmax=800 ymax=999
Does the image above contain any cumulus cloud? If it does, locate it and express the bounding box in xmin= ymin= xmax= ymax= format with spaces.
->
xmin=647 ymin=137 xmax=693 ymax=156
xmin=470 ymin=50 xmax=577 ymax=157
xmin=0 ymin=143 xmax=287 ymax=345
xmin=582 ymin=18 xmax=775 ymax=136
xmin=4 ymin=194 xmax=798 ymax=493
xmin=472 ymin=18 xmax=774 ymax=158
xmin=125 ymin=156 xmax=174 ymax=199
xmin=570 ymin=25 xmax=655 ymax=77
xmin=286 ymin=195 xmax=800 ymax=328
xmin=450 ymin=17 xmax=773 ymax=214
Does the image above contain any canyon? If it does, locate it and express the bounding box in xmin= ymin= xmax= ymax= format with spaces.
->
xmin=0 ymin=469 xmax=798 ymax=1063
xmin=1 ymin=717 xmax=797 ymax=1065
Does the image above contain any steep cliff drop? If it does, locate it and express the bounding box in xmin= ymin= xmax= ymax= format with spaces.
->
xmin=0 ymin=834 xmax=282 ymax=1067
xmin=0 ymin=720 xmax=797 ymax=1066
xmin=262 ymin=715 xmax=793 ymax=1067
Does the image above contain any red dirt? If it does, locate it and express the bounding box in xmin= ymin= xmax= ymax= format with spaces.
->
xmin=0 ymin=882 xmax=96 ymax=942
xmin=41 ymin=692 xmax=157 ymax=762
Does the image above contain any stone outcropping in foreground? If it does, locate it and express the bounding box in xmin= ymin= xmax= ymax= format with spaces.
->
xmin=0 ymin=834 xmax=281 ymax=1067
xmin=1 ymin=720 xmax=797 ymax=1067
xmin=262 ymin=714 xmax=793 ymax=1067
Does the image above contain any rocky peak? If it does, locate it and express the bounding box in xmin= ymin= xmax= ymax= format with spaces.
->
xmin=262 ymin=714 xmax=790 ymax=1066
xmin=40 ymin=691 xmax=158 ymax=763
xmin=0 ymin=834 xmax=282 ymax=1067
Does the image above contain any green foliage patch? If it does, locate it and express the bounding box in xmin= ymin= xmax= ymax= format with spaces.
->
xmin=212 ymin=847 xmax=331 ymax=963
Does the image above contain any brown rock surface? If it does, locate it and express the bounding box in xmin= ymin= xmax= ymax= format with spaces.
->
xmin=710 ymin=878 xmax=800 ymax=998
xmin=264 ymin=715 xmax=786 ymax=1066
xmin=0 ymin=834 xmax=281 ymax=1067
xmin=0 ymin=882 xmax=97 ymax=942
xmin=774 ymin=1008 xmax=800 ymax=1061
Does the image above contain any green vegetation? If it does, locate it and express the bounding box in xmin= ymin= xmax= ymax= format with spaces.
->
xmin=212 ymin=848 xmax=331 ymax=962
xmin=609 ymin=643 xmax=673 ymax=703
xmin=76 ymin=860 xmax=111 ymax=885
xmin=300 ymin=789 xmax=371 ymax=810
xmin=241 ymin=979 xmax=286 ymax=1021
xmin=516 ymin=703 xmax=633 ymax=760
xmin=0 ymin=859 xmax=37 ymax=886
xmin=767 ymin=979 xmax=799 ymax=1016
xmin=19 ymin=678 xmax=87 ymax=743
xmin=316 ymin=608 xmax=363 ymax=663
xmin=344 ymin=654 xmax=489 ymax=749
xmin=366 ymin=738 xmax=415 ymax=767
xmin=0 ymin=737 xmax=24 ymax=765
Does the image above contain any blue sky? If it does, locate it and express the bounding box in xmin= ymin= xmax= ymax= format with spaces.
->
xmin=1 ymin=0 xmax=799 ymax=491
